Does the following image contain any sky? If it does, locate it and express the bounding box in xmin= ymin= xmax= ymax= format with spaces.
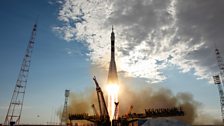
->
xmin=0 ymin=0 xmax=224 ymax=124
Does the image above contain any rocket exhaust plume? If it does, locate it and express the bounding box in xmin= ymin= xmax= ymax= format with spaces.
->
xmin=107 ymin=83 xmax=119 ymax=119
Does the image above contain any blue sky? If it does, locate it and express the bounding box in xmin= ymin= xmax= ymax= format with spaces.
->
xmin=0 ymin=0 xmax=222 ymax=124
xmin=0 ymin=0 xmax=91 ymax=124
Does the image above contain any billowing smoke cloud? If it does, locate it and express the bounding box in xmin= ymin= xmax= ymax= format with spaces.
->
xmin=66 ymin=82 xmax=220 ymax=124
xmin=67 ymin=88 xmax=98 ymax=114
xmin=119 ymin=77 xmax=221 ymax=125
xmin=65 ymin=66 xmax=220 ymax=125
xmin=54 ymin=0 xmax=224 ymax=83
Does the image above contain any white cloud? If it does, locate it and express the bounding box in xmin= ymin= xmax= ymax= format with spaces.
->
xmin=54 ymin=0 xmax=224 ymax=83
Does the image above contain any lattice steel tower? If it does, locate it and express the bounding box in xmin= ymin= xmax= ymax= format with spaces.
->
xmin=61 ymin=90 xmax=70 ymax=125
xmin=213 ymin=75 xmax=224 ymax=123
xmin=4 ymin=23 xmax=37 ymax=125
xmin=214 ymin=48 xmax=224 ymax=123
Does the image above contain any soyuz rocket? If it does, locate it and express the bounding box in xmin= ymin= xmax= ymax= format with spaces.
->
xmin=107 ymin=26 xmax=119 ymax=119
xmin=108 ymin=26 xmax=118 ymax=84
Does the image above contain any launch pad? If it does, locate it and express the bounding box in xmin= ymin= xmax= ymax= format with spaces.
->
xmin=67 ymin=76 xmax=184 ymax=126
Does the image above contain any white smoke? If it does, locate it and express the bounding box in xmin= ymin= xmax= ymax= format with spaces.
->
xmin=54 ymin=0 xmax=224 ymax=83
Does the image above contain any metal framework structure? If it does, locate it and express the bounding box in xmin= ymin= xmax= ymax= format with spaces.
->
xmin=214 ymin=48 xmax=224 ymax=123
xmin=4 ymin=23 xmax=37 ymax=125
xmin=93 ymin=76 xmax=109 ymax=118
xmin=61 ymin=90 xmax=70 ymax=125
xmin=91 ymin=104 xmax=99 ymax=118
xmin=93 ymin=76 xmax=111 ymax=125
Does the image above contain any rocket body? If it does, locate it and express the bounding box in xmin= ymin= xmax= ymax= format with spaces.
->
xmin=108 ymin=28 xmax=118 ymax=84
xmin=107 ymin=27 xmax=119 ymax=120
